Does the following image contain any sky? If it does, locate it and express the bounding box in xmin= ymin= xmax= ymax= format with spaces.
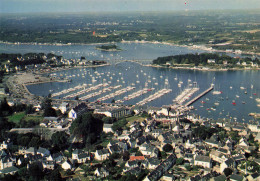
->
xmin=1 ymin=0 xmax=260 ymax=13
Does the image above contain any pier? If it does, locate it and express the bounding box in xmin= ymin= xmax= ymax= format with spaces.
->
xmin=135 ymin=89 xmax=172 ymax=106
xmin=97 ymin=86 xmax=136 ymax=102
xmin=185 ymin=86 xmax=214 ymax=106
xmin=174 ymin=87 xmax=199 ymax=105
xmin=79 ymin=85 xmax=122 ymax=101
xmin=64 ymin=83 xmax=109 ymax=99
xmin=115 ymin=87 xmax=155 ymax=103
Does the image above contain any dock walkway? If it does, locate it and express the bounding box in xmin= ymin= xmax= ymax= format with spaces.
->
xmin=185 ymin=86 xmax=214 ymax=106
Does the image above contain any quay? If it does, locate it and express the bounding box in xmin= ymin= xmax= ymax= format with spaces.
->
xmin=185 ymin=85 xmax=214 ymax=106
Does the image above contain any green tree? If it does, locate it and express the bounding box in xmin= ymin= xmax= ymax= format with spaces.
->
xmin=51 ymin=131 xmax=69 ymax=150
xmin=42 ymin=97 xmax=57 ymax=117
xmin=223 ymin=168 xmax=233 ymax=177
xmin=28 ymin=137 xmax=41 ymax=147
xmin=47 ymin=169 xmax=63 ymax=181
xmin=112 ymin=118 xmax=127 ymax=132
xmin=163 ymin=144 xmax=173 ymax=152
xmin=70 ymin=112 xmax=103 ymax=145
xmin=0 ymin=98 xmax=12 ymax=116
xmin=176 ymin=158 xmax=184 ymax=165
xmin=28 ymin=162 xmax=44 ymax=181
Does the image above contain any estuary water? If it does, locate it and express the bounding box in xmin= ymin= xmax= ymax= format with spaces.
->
xmin=0 ymin=42 xmax=259 ymax=122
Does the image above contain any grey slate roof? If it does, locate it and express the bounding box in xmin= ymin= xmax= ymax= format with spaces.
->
xmin=97 ymin=149 xmax=110 ymax=155
xmin=230 ymin=174 xmax=243 ymax=181
xmin=78 ymin=153 xmax=89 ymax=159
xmin=0 ymin=166 xmax=19 ymax=174
xmin=195 ymin=155 xmax=211 ymax=163
xmin=213 ymin=175 xmax=227 ymax=181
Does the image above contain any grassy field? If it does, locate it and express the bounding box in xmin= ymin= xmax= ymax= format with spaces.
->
xmin=24 ymin=115 xmax=44 ymax=122
xmin=8 ymin=112 xmax=25 ymax=124
xmin=126 ymin=115 xmax=146 ymax=126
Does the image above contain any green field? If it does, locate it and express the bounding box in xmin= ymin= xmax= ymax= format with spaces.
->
xmin=8 ymin=112 xmax=25 ymax=124
xmin=126 ymin=116 xmax=146 ymax=126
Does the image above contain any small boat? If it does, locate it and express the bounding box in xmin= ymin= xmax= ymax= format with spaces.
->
xmin=236 ymin=95 xmax=240 ymax=98
xmin=212 ymin=91 xmax=222 ymax=95
xmin=240 ymin=87 xmax=245 ymax=90
xmin=242 ymin=101 xmax=246 ymax=104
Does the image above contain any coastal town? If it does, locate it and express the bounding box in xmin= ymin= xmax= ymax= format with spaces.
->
xmin=0 ymin=51 xmax=260 ymax=181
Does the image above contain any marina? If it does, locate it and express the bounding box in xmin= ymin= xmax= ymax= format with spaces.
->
xmin=185 ymin=85 xmax=214 ymax=106
xmin=97 ymin=86 xmax=136 ymax=102
xmin=63 ymin=83 xmax=109 ymax=99
xmin=135 ymin=89 xmax=172 ymax=106
xmin=115 ymin=87 xmax=155 ymax=103
xmin=79 ymin=85 xmax=122 ymax=101
xmin=174 ymin=86 xmax=200 ymax=105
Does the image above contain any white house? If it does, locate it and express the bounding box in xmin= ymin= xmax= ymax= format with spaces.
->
xmin=59 ymin=102 xmax=68 ymax=114
xmin=37 ymin=147 xmax=50 ymax=157
xmin=0 ymin=156 xmax=13 ymax=170
xmin=207 ymin=59 xmax=216 ymax=64
xmin=194 ymin=155 xmax=212 ymax=168
xmin=94 ymin=107 xmax=130 ymax=118
xmin=103 ymin=124 xmax=113 ymax=133
xmin=68 ymin=109 xmax=77 ymax=120
xmin=94 ymin=167 xmax=109 ymax=178
xmin=220 ymin=158 xmax=236 ymax=173
xmin=61 ymin=160 xmax=72 ymax=170
xmin=95 ymin=149 xmax=110 ymax=161
xmin=0 ymin=141 xmax=8 ymax=150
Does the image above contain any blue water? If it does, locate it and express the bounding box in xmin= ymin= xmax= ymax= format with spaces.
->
xmin=0 ymin=42 xmax=259 ymax=122
xmin=0 ymin=42 xmax=207 ymax=61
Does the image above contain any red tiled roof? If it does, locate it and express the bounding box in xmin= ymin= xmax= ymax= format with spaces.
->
xmin=129 ymin=156 xmax=145 ymax=161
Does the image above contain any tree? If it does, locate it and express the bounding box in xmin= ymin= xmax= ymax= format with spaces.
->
xmin=51 ymin=131 xmax=69 ymax=150
xmin=163 ymin=144 xmax=173 ymax=152
xmin=28 ymin=162 xmax=44 ymax=181
xmin=25 ymin=104 xmax=35 ymax=114
xmin=28 ymin=137 xmax=41 ymax=147
xmin=185 ymin=164 xmax=192 ymax=171
xmin=0 ymin=98 xmax=12 ymax=116
xmin=0 ymin=117 xmax=14 ymax=141
xmin=120 ymin=173 xmax=137 ymax=181
xmin=167 ymin=107 xmax=171 ymax=116
xmin=42 ymin=97 xmax=57 ymax=117
xmin=122 ymin=151 xmax=130 ymax=161
xmin=112 ymin=118 xmax=127 ymax=132
xmin=70 ymin=112 xmax=103 ymax=145
xmin=176 ymin=158 xmax=184 ymax=165
xmin=223 ymin=168 xmax=233 ymax=177
xmin=47 ymin=169 xmax=63 ymax=181
xmin=102 ymin=117 xmax=117 ymax=124
xmin=135 ymin=151 xmax=143 ymax=156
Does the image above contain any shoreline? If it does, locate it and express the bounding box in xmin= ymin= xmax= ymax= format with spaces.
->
xmin=1 ymin=40 xmax=259 ymax=56
xmin=35 ymin=63 xmax=110 ymax=75
xmin=145 ymin=64 xmax=260 ymax=71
